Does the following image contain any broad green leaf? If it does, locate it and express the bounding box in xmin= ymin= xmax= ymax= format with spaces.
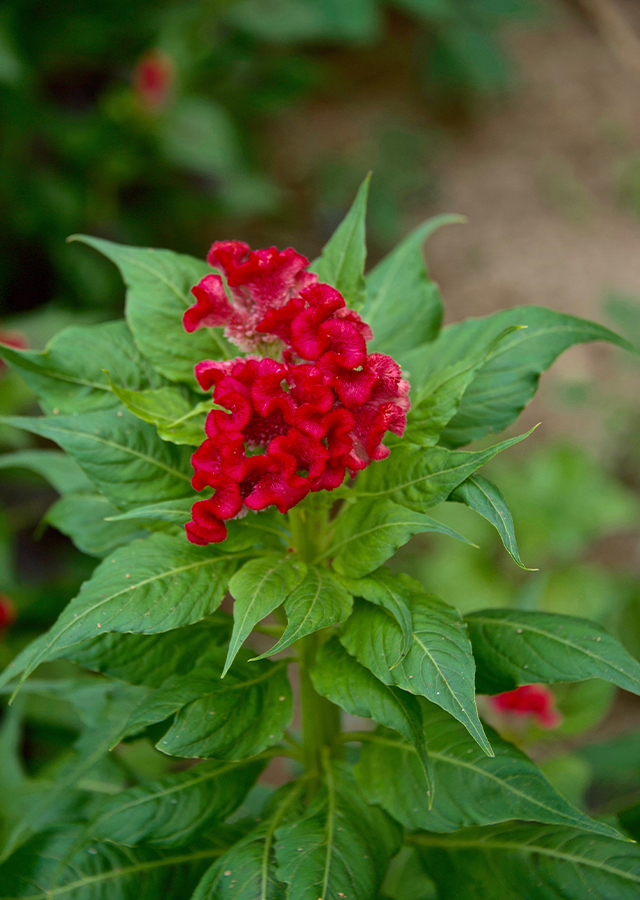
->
xmin=275 ymin=765 xmax=401 ymax=900
xmin=192 ymin=782 xmax=306 ymax=900
xmin=363 ymin=214 xmax=464 ymax=360
xmin=356 ymin=700 xmax=621 ymax=839
xmin=309 ymin=174 xmax=370 ymax=309
xmin=0 ymin=410 xmax=193 ymax=511
xmin=71 ymin=236 xmax=234 ymax=385
xmin=404 ymin=326 xmax=523 ymax=447
xmin=0 ymin=320 xmax=165 ymax=414
xmin=0 ymin=533 xmax=243 ymax=695
xmin=311 ymin=637 xmax=430 ymax=782
xmin=106 ymin=498 xmax=195 ymax=526
xmin=87 ymin=758 xmax=264 ymax=848
xmin=64 ymin=620 xmax=231 ymax=688
xmin=45 ymin=492 xmax=150 ymax=557
xmin=0 ymin=683 xmax=148 ymax=862
xmin=108 ymin=377 xmax=210 ymax=446
xmin=412 ymin=823 xmax=640 ymax=900
xmin=224 ymin=555 xmax=307 ymax=675
xmin=0 ymin=449 xmax=92 ymax=494
xmin=336 ymin=567 xmax=414 ymax=662
xmin=355 ymin=429 xmax=533 ymax=512
xmin=254 ymin=567 xmax=352 ymax=659
xmin=154 ymin=658 xmax=293 ymax=760
xmin=341 ymin=582 xmax=492 ymax=755
xmin=193 ymin=824 xmax=286 ymax=900
xmin=403 ymin=306 xmax=638 ymax=448
xmin=466 ymin=608 xmax=640 ymax=695
xmin=449 ymin=473 xmax=532 ymax=569
xmin=327 ymin=499 xmax=473 ymax=579
xmin=0 ymin=828 xmax=217 ymax=900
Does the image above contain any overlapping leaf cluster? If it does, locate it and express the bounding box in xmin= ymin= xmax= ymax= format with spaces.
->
xmin=1 ymin=181 xmax=639 ymax=899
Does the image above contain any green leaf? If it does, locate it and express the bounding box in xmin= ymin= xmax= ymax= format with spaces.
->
xmin=45 ymin=492 xmax=149 ymax=557
xmin=309 ymin=174 xmax=370 ymax=309
xmin=327 ymin=499 xmax=473 ymax=579
xmin=154 ymin=658 xmax=293 ymax=760
xmin=341 ymin=582 xmax=492 ymax=755
xmin=412 ymin=823 xmax=640 ymax=900
xmin=0 ymin=320 xmax=165 ymax=414
xmin=64 ymin=620 xmax=231 ymax=688
xmin=311 ymin=637 xmax=430 ymax=783
xmin=0 ymin=533 xmax=242 ymax=695
xmin=403 ymin=307 xmax=638 ymax=448
xmin=275 ymin=764 xmax=402 ymax=900
xmin=355 ymin=429 xmax=533 ymax=513
xmin=465 ymin=608 xmax=640 ymax=695
xmin=192 ymin=824 xmax=286 ymax=900
xmin=448 ymin=473 xmax=532 ymax=569
xmin=87 ymin=758 xmax=264 ymax=848
xmin=107 ymin=377 xmax=211 ymax=446
xmin=335 ymin=567 xmax=414 ymax=662
xmin=404 ymin=326 xmax=524 ymax=447
xmin=0 ymin=828 xmax=217 ymax=899
xmin=356 ymin=700 xmax=622 ymax=839
xmin=254 ymin=567 xmax=353 ymax=659
xmin=0 ymin=409 xmax=193 ymax=511
xmin=224 ymin=555 xmax=307 ymax=675
xmin=363 ymin=214 xmax=464 ymax=360
xmin=70 ymin=236 xmax=234 ymax=385
xmin=0 ymin=449 xmax=92 ymax=494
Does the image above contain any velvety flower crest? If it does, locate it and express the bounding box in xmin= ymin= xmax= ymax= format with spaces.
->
xmin=183 ymin=241 xmax=410 ymax=545
xmin=489 ymin=684 xmax=562 ymax=729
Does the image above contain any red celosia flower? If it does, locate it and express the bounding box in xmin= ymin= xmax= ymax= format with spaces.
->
xmin=489 ymin=684 xmax=562 ymax=729
xmin=0 ymin=594 xmax=16 ymax=634
xmin=133 ymin=50 xmax=175 ymax=111
xmin=183 ymin=241 xmax=410 ymax=545
xmin=0 ymin=328 xmax=28 ymax=372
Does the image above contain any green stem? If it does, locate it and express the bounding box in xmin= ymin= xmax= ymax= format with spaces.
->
xmin=298 ymin=631 xmax=342 ymax=775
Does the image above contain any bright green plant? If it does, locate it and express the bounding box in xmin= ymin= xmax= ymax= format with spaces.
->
xmin=0 ymin=181 xmax=639 ymax=897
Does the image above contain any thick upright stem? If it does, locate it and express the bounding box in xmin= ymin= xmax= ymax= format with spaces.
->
xmin=298 ymin=632 xmax=341 ymax=774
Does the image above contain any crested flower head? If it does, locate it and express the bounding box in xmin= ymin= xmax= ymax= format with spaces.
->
xmin=489 ymin=684 xmax=562 ymax=729
xmin=183 ymin=241 xmax=410 ymax=545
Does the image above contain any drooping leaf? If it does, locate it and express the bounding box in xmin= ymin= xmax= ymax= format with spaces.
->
xmin=309 ymin=174 xmax=370 ymax=310
xmin=354 ymin=430 xmax=533 ymax=513
xmin=224 ymin=555 xmax=307 ymax=675
xmin=0 ymin=828 xmax=217 ymax=900
xmin=107 ymin=377 xmax=210 ymax=446
xmin=0 ymin=533 xmax=243 ymax=695
xmin=327 ymin=499 xmax=473 ymax=579
xmin=362 ymin=214 xmax=464 ymax=361
xmin=336 ymin=566 xmax=414 ymax=662
xmin=466 ymin=608 xmax=640 ymax=695
xmin=311 ymin=637 xmax=429 ymax=782
xmin=0 ymin=410 xmax=193 ymax=511
xmin=87 ymin=758 xmax=264 ymax=848
xmin=153 ymin=658 xmax=293 ymax=760
xmin=356 ymin=700 xmax=621 ymax=839
xmin=45 ymin=492 xmax=150 ymax=557
xmin=254 ymin=567 xmax=352 ymax=659
xmin=448 ymin=473 xmax=531 ymax=569
xmin=0 ymin=320 xmax=165 ymax=414
xmin=412 ymin=823 xmax=640 ymax=900
xmin=0 ymin=449 xmax=93 ymax=494
xmin=275 ymin=764 xmax=402 ymax=900
xmin=71 ymin=236 xmax=234 ymax=385
xmin=403 ymin=306 xmax=638 ymax=448
xmin=341 ymin=582 xmax=492 ymax=755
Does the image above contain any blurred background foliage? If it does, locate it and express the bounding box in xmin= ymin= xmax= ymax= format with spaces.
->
xmin=2 ymin=0 xmax=640 ymax=847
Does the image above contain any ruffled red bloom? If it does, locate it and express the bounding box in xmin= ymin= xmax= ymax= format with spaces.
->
xmin=489 ymin=684 xmax=562 ymax=729
xmin=184 ymin=242 xmax=410 ymax=545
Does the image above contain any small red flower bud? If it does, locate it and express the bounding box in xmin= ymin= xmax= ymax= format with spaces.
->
xmin=133 ymin=50 xmax=175 ymax=111
xmin=489 ymin=684 xmax=562 ymax=729
xmin=0 ymin=328 xmax=28 ymax=372
xmin=0 ymin=594 xmax=16 ymax=632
